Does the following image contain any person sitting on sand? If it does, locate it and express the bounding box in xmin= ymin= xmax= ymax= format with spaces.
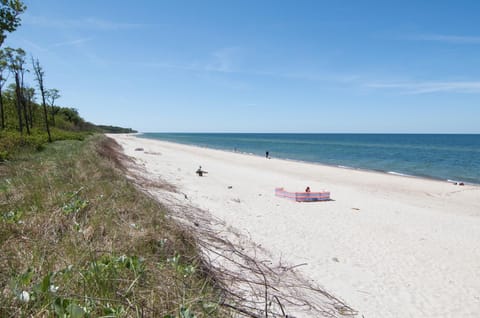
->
xmin=196 ymin=166 xmax=207 ymax=177
xmin=305 ymin=186 xmax=311 ymax=193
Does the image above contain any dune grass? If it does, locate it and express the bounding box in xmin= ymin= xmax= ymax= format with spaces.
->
xmin=0 ymin=135 xmax=228 ymax=317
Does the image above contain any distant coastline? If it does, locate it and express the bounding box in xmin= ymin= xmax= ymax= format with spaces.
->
xmin=97 ymin=125 xmax=137 ymax=134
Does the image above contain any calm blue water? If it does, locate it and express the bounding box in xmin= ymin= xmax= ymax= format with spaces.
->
xmin=139 ymin=133 xmax=480 ymax=185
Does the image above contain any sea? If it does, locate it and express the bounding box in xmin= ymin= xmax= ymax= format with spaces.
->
xmin=138 ymin=133 xmax=480 ymax=185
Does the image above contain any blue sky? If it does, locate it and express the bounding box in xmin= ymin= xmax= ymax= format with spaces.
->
xmin=5 ymin=0 xmax=480 ymax=133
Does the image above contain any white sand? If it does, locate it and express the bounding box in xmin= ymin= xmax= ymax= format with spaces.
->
xmin=110 ymin=134 xmax=480 ymax=318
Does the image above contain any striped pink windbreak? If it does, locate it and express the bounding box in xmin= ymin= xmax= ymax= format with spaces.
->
xmin=275 ymin=187 xmax=330 ymax=202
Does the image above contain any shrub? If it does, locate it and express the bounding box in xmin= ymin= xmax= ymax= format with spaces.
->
xmin=0 ymin=150 xmax=9 ymax=161
xmin=0 ymin=129 xmax=90 ymax=158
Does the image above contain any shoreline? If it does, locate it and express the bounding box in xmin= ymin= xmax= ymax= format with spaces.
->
xmin=111 ymin=133 xmax=480 ymax=317
xmin=136 ymin=134 xmax=480 ymax=187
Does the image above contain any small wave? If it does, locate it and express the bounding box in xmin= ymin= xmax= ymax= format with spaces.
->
xmin=388 ymin=171 xmax=412 ymax=177
xmin=338 ymin=165 xmax=353 ymax=169
xmin=447 ymin=179 xmax=465 ymax=184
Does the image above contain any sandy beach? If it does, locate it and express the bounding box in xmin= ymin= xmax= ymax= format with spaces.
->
xmin=109 ymin=133 xmax=480 ymax=318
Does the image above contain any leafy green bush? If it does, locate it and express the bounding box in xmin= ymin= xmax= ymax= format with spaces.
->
xmin=0 ymin=130 xmax=27 ymax=154
xmin=0 ymin=150 xmax=9 ymax=161
xmin=54 ymin=116 xmax=76 ymax=131
xmin=24 ymin=133 xmax=48 ymax=151
xmin=0 ymin=129 xmax=90 ymax=158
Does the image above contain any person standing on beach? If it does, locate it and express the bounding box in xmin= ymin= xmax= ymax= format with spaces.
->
xmin=196 ymin=166 xmax=207 ymax=176
xmin=266 ymin=151 xmax=269 ymax=158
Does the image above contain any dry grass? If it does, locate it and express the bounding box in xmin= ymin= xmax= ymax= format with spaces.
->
xmin=0 ymin=135 xmax=229 ymax=317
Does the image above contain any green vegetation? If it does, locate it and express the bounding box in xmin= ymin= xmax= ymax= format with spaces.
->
xmin=0 ymin=0 xmax=26 ymax=47
xmin=0 ymin=0 xmax=135 ymax=161
xmin=0 ymin=135 xmax=227 ymax=317
xmin=0 ymin=86 xmax=137 ymax=160
xmin=96 ymin=125 xmax=138 ymax=134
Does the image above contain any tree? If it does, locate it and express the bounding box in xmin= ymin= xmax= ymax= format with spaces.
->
xmin=59 ymin=107 xmax=81 ymax=124
xmin=0 ymin=48 xmax=8 ymax=129
xmin=18 ymin=48 xmax=29 ymax=134
xmin=23 ymin=85 xmax=34 ymax=128
xmin=46 ymin=88 xmax=60 ymax=126
xmin=32 ymin=57 xmax=51 ymax=142
xmin=0 ymin=0 xmax=26 ymax=47
xmin=5 ymin=46 xmax=28 ymax=134
xmin=0 ymin=0 xmax=25 ymax=130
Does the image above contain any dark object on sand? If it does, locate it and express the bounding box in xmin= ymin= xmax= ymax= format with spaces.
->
xmin=134 ymin=148 xmax=144 ymax=151
xmin=196 ymin=166 xmax=208 ymax=177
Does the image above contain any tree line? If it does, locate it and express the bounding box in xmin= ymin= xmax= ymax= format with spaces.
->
xmin=0 ymin=0 xmax=94 ymax=143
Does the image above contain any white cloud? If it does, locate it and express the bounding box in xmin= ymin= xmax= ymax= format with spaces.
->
xmin=136 ymin=51 xmax=360 ymax=86
xmin=367 ymin=81 xmax=480 ymax=94
xmin=52 ymin=38 xmax=93 ymax=48
xmin=409 ymin=34 xmax=480 ymax=44
xmin=137 ymin=52 xmax=480 ymax=95
xmin=24 ymin=15 xmax=149 ymax=30
xmin=137 ymin=47 xmax=244 ymax=74
xmin=21 ymin=39 xmax=49 ymax=52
